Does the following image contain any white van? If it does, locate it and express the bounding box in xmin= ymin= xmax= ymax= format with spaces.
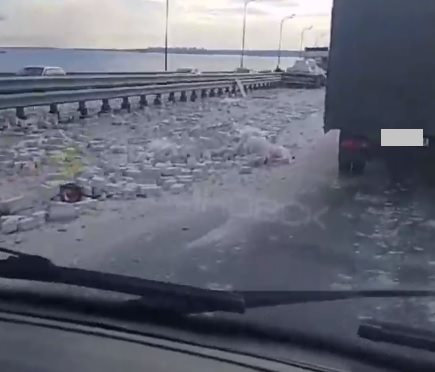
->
xmin=16 ymin=66 xmax=67 ymax=77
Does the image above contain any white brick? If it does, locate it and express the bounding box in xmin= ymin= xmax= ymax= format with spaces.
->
xmin=90 ymin=176 xmax=106 ymax=197
xmin=38 ymin=183 xmax=60 ymax=202
xmin=123 ymin=184 xmax=138 ymax=200
xmin=177 ymin=175 xmax=193 ymax=185
xmin=110 ymin=145 xmax=127 ymax=154
xmin=160 ymin=167 xmax=181 ymax=176
xmin=240 ymin=166 xmax=253 ymax=174
xmin=170 ymin=183 xmax=185 ymax=195
xmin=142 ymin=167 xmax=161 ymax=182
xmin=48 ymin=202 xmax=79 ymax=222
xmin=161 ymin=177 xmax=177 ymax=191
xmin=0 ymin=195 xmax=33 ymax=214
xmin=32 ymin=211 xmax=47 ymax=226
xmin=0 ymin=216 xmax=20 ymax=234
xmin=105 ymin=183 xmax=122 ymax=196
xmin=18 ymin=217 xmax=40 ymax=232
xmin=125 ymin=168 xmax=142 ymax=180
xmin=192 ymin=169 xmax=204 ymax=179
xmin=137 ymin=185 xmax=162 ymax=198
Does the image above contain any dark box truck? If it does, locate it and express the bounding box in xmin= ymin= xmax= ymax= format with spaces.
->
xmin=324 ymin=0 xmax=435 ymax=174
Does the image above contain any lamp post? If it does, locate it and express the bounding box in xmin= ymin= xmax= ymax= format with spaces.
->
xmin=299 ymin=25 xmax=313 ymax=57
xmin=164 ymin=0 xmax=169 ymax=71
xmin=276 ymin=14 xmax=295 ymax=71
xmin=240 ymin=0 xmax=256 ymax=69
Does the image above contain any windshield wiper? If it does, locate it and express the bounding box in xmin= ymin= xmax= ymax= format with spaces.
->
xmin=359 ymin=319 xmax=435 ymax=353
xmin=2 ymin=247 xmax=435 ymax=314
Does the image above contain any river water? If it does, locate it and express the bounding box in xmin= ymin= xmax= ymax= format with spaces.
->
xmin=0 ymin=48 xmax=298 ymax=73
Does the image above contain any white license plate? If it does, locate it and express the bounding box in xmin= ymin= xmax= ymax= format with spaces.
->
xmin=381 ymin=129 xmax=424 ymax=147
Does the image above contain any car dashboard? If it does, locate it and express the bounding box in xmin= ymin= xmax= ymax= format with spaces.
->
xmin=0 ymin=311 xmax=319 ymax=372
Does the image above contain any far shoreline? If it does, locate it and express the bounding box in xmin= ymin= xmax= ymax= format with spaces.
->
xmin=0 ymin=46 xmax=303 ymax=58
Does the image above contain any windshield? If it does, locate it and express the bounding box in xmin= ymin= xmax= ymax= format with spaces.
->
xmin=17 ymin=67 xmax=44 ymax=76
xmin=1 ymin=0 xmax=434 ymax=365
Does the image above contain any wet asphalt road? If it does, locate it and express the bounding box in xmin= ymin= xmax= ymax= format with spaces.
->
xmin=93 ymin=113 xmax=435 ymax=342
xmin=7 ymin=89 xmax=435 ymax=347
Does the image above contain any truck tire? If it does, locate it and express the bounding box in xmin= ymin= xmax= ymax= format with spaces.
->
xmin=338 ymin=132 xmax=367 ymax=175
xmin=352 ymin=160 xmax=366 ymax=174
xmin=338 ymin=157 xmax=352 ymax=174
xmin=338 ymin=159 xmax=366 ymax=175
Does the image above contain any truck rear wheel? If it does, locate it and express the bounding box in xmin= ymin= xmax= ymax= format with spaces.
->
xmin=338 ymin=132 xmax=367 ymax=175
xmin=338 ymin=159 xmax=366 ymax=175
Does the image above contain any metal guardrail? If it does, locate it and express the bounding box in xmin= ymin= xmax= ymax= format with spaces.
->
xmin=0 ymin=71 xmax=235 ymax=77
xmin=0 ymin=73 xmax=280 ymax=94
xmin=0 ymin=75 xmax=280 ymax=118
xmin=281 ymin=72 xmax=324 ymax=88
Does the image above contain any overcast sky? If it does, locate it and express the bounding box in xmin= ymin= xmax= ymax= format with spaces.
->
xmin=0 ymin=0 xmax=332 ymax=49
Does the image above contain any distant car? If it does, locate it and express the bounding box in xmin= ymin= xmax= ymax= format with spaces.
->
xmin=175 ymin=68 xmax=201 ymax=75
xmin=286 ymin=59 xmax=326 ymax=77
xmin=284 ymin=59 xmax=326 ymax=88
xmin=234 ymin=67 xmax=254 ymax=73
xmin=16 ymin=66 xmax=67 ymax=77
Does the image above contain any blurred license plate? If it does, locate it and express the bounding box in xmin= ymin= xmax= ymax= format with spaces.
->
xmin=381 ymin=129 xmax=424 ymax=147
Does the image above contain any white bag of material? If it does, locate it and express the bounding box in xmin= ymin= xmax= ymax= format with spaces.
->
xmin=148 ymin=139 xmax=178 ymax=162
xmin=237 ymin=132 xmax=291 ymax=164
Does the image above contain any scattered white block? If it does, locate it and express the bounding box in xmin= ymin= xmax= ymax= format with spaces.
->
xmin=125 ymin=168 xmax=142 ymax=180
xmin=239 ymin=166 xmax=253 ymax=174
xmin=192 ymin=169 xmax=204 ymax=179
xmin=32 ymin=211 xmax=47 ymax=226
xmin=18 ymin=217 xmax=40 ymax=232
xmin=48 ymin=202 xmax=79 ymax=222
xmin=38 ymin=183 xmax=60 ymax=202
xmin=110 ymin=145 xmax=127 ymax=154
xmin=177 ymin=175 xmax=193 ymax=185
xmin=0 ymin=195 xmax=33 ymax=215
xmin=170 ymin=183 xmax=185 ymax=195
xmin=0 ymin=216 xmax=21 ymax=234
xmin=161 ymin=177 xmax=177 ymax=191
xmin=123 ymin=183 xmax=139 ymax=199
xmin=142 ymin=167 xmax=161 ymax=182
xmin=137 ymin=185 xmax=162 ymax=198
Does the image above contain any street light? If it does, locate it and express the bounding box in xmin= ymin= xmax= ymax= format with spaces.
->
xmin=300 ymin=25 xmax=313 ymax=57
xmin=240 ymin=0 xmax=256 ymax=69
xmin=276 ymin=14 xmax=295 ymax=71
xmin=164 ymin=0 xmax=169 ymax=71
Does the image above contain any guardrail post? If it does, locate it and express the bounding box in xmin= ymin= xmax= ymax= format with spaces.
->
xmin=201 ymin=89 xmax=207 ymax=99
xmin=180 ymin=91 xmax=187 ymax=102
xmin=154 ymin=94 xmax=162 ymax=105
xmin=209 ymin=89 xmax=215 ymax=97
xmin=224 ymin=87 xmax=230 ymax=95
xmin=168 ymin=92 xmax=175 ymax=103
xmin=139 ymin=95 xmax=148 ymax=108
xmin=190 ymin=91 xmax=197 ymax=102
xmin=16 ymin=107 xmax=26 ymax=120
xmin=217 ymin=88 xmax=223 ymax=96
xmin=100 ymin=99 xmax=111 ymax=113
xmin=121 ymin=97 xmax=131 ymax=112
xmin=49 ymin=103 xmax=59 ymax=115
xmin=231 ymin=84 xmax=237 ymax=96
xmin=78 ymin=101 xmax=88 ymax=118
